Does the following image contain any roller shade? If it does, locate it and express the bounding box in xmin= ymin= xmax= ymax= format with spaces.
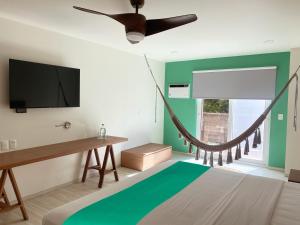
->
xmin=192 ymin=67 xmax=277 ymax=100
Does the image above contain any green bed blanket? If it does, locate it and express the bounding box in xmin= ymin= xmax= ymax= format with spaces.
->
xmin=63 ymin=161 xmax=210 ymax=225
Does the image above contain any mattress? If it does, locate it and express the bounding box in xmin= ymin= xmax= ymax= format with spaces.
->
xmin=43 ymin=161 xmax=300 ymax=225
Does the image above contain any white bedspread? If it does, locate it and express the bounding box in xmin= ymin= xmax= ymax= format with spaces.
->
xmin=43 ymin=161 xmax=300 ymax=225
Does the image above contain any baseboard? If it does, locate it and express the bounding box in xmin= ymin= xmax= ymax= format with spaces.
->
xmin=172 ymin=149 xmax=194 ymax=156
xmin=266 ymin=166 xmax=285 ymax=172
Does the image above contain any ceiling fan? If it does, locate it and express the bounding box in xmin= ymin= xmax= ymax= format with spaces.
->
xmin=73 ymin=0 xmax=197 ymax=44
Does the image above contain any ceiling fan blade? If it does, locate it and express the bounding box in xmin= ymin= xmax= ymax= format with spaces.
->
xmin=145 ymin=14 xmax=197 ymax=36
xmin=73 ymin=6 xmax=109 ymax=16
xmin=73 ymin=6 xmax=133 ymax=26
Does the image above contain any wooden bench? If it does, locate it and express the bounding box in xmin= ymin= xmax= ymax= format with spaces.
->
xmin=121 ymin=143 xmax=172 ymax=171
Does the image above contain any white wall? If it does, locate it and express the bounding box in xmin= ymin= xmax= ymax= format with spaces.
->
xmin=0 ymin=17 xmax=165 ymax=200
xmin=285 ymin=47 xmax=300 ymax=174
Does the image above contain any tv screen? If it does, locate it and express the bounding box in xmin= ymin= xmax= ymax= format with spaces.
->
xmin=9 ymin=59 xmax=80 ymax=109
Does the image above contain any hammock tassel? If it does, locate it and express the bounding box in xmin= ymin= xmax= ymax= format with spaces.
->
xmin=218 ymin=151 xmax=223 ymax=166
xmin=209 ymin=152 xmax=214 ymax=167
xmin=238 ymin=144 xmax=242 ymax=159
xmin=203 ymin=151 xmax=208 ymax=165
xmin=244 ymin=138 xmax=249 ymax=155
xmin=235 ymin=144 xmax=241 ymax=160
xmin=257 ymin=128 xmax=261 ymax=144
xmin=252 ymin=130 xmax=258 ymax=148
xmin=195 ymin=147 xmax=200 ymax=160
xmin=178 ymin=132 xmax=182 ymax=139
xmin=188 ymin=143 xmax=193 ymax=153
xmin=227 ymin=149 xmax=233 ymax=164
xmin=184 ymin=139 xmax=188 ymax=146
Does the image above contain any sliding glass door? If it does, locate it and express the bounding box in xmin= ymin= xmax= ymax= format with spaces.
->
xmin=230 ymin=99 xmax=270 ymax=163
xmin=198 ymin=99 xmax=270 ymax=165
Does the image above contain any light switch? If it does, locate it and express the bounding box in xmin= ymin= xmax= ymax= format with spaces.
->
xmin=9 ymin=139 xmax=17 ymax=150
xmin=278 ymin=114 xmax=284 ymax=121
xmin=0 ymin=140 xmax=9 ymax=152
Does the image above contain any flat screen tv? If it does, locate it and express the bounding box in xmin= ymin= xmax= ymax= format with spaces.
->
xmin=9 ymin=59 xmax=80 ymax=111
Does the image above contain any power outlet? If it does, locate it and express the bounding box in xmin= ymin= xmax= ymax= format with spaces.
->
xmin=9 ymin=139 xmax=17 ymax=150
xmin=0 ymin=140 xmax=9 ymax=152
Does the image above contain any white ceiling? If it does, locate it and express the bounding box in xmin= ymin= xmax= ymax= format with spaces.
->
xmin=0 ymin=0 xmax=300 ymax=61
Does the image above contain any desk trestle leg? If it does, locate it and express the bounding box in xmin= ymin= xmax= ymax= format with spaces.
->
xmin=98 ymin=145 xmax=119 ymax=188
xmin=0 ymin=169 xmax=28 ymax=220
xmin=82 ymin=148 xmax=103 ymax=183
xmin=81 ymin=145 xmax=119 ymax=188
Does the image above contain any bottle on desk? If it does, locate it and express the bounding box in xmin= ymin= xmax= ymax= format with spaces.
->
xmin=99 ymin=123 xmax=106 ymax=139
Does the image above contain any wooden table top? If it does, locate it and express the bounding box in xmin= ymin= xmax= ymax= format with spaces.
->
xmin=0 ymin=136 xmax=127 ymax=170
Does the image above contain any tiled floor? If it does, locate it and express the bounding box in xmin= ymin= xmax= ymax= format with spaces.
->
xmin=0 ymin=151 xmax=287 ymax=225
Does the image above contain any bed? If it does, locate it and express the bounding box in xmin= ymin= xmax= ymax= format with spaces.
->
xmin=43 ymin=161 xmax=300 ymax=225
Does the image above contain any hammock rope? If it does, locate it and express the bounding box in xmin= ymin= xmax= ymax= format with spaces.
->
xmin=144 ymin=55 xmax=299 ymax=166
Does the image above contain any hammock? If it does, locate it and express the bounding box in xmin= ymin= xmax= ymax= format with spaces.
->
xmin=144 ymin=55 xmax=299 ymax=167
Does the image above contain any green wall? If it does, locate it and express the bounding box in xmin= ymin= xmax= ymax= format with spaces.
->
xmin=164 ymin=52 xmax=290 ymax=168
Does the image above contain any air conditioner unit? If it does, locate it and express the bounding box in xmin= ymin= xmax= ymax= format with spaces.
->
xmin=168 ymin=84 xmax=190 ymax=99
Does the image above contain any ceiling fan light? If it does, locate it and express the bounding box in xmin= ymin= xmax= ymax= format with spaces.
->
xmin=126 ymin=32 xmax=144 ymax=44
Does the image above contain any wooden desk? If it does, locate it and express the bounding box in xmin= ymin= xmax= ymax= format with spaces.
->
xmin=0 ymin=136 xmax=127 ymax=220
